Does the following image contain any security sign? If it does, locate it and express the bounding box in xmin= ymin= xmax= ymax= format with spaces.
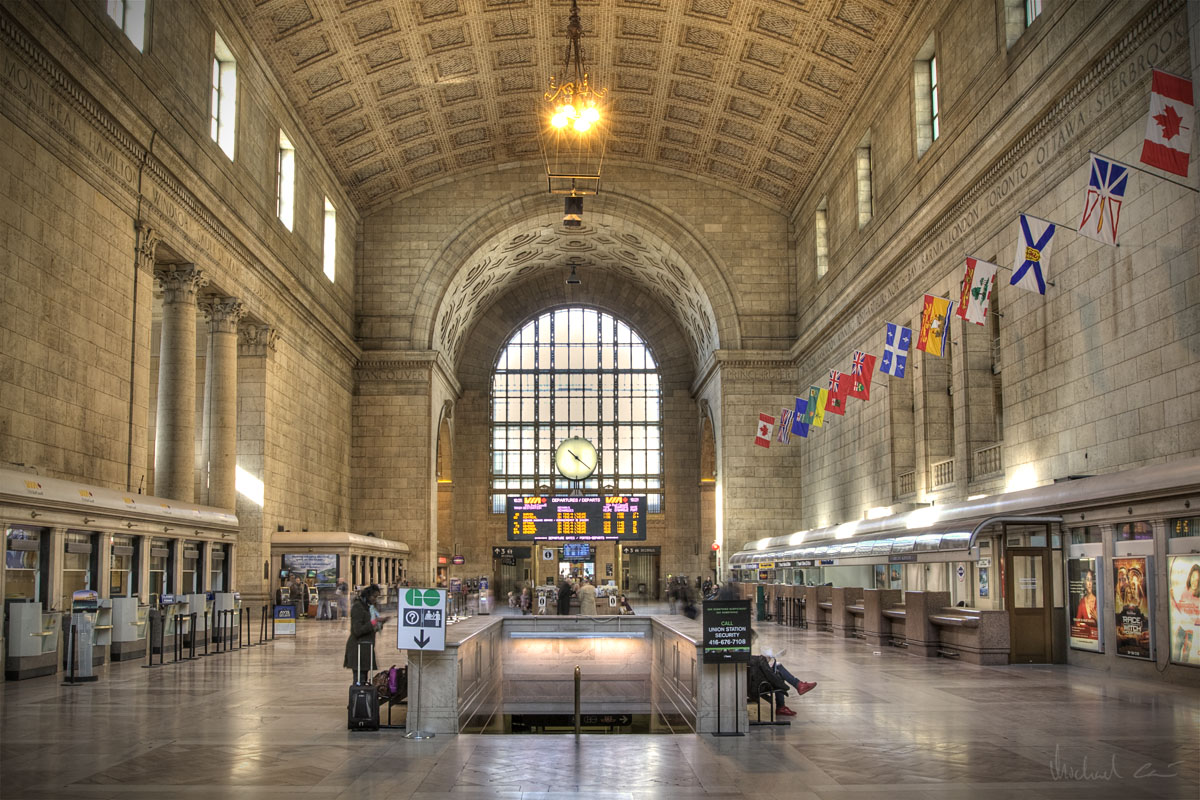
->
xmin=398 ymin=588 xmax=447 ymax=652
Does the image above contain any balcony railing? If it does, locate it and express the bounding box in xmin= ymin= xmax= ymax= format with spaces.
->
xmin=973 ymin=444 xmax=1003 ymax=478
xmin=896 ymin=470 xmax=916 ymax=498
xmin=930 ymin=458 xmax=955 ymax=489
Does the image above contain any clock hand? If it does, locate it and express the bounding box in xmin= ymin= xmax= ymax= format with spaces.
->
xmin=568 ymin=449 xmax=593 ymax=470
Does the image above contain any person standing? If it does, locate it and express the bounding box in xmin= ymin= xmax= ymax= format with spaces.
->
xmin=335 ymin=577 xmax=350 ymax=621
xmin=344 ymin=585 xmax=389 ymax=684
xmin=289 ymin=575 xmax=307 ymax=618
xmin=578 ymin=578 xmax=597 ymax=615
xmin=556 ymin=576 xmax=574 ymax=615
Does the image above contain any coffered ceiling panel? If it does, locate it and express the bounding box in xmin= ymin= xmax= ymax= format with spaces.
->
xmin=234 ymin=0 xmax=914 ymax=213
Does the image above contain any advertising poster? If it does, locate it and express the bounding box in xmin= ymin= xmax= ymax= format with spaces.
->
xmin=1067 ymin=557 xmax=1102 ymax=652
xmin=874 ymin=564 xmax=888 ymax=589
xmin=1113 ymin=556 xmax=1154 ymax=659
xmin=1167 ymin=555 xmax=1200 ymax=666
xmin=978 ymin=567 xmax=989 ymax=598
xmin=889 ymin=565 xmax=902 ymax=589
xmin=281 ymin=553 xmax=338 ymax=584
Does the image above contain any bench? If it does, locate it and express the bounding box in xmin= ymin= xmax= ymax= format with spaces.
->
xmin=846 ymin=604 xmax=866 ymax=638
xmin=881 ymin=607 xmax=907 ymax=647
xmin=928 ymin=607 xmax=1009 ymax=665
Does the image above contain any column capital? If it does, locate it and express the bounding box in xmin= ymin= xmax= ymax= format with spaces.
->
xmin=135 ymin=223 xmax=159 ymax=273
xmin=200 ymin=298 xmax=247 ymax=333
xmin=239 ymin=324 xmax=278 ymax=356
xmin=155 ymin=265 xmax=209 ymax=304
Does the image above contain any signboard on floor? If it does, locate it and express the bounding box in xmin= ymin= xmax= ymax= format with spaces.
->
xmin=399 ymin=588 xmax=446 ymax=652
xmin=701 ymin=600 xmax=751 ymax=664
xmin=273 ymin=604 xmax=297 ymax=636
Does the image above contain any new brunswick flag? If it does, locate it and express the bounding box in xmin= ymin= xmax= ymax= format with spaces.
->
xmin=916 ymin=294 xmax=956 ymax=357
xmin=847 ymin=350 xmax=876 ymax=401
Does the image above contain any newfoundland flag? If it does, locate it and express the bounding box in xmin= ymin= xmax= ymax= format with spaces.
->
xmin=1077 ymin=154 xmax=1128 ymax=246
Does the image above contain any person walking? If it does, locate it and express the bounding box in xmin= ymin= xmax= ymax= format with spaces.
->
xmin=344 ymin=584 xmax=389 ymax=684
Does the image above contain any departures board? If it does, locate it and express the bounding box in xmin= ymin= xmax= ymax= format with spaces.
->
xmin=506 ymin=495 xmax=646 ymax=541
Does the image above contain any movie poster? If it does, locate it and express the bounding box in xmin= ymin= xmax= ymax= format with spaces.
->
xmin=1113 ymin=556 xmax=1154 ymax=659
xmin=978 ymin=567 xmax=989 ymax=598
xmin=889 ymin=564 xmax=902 ymax=589
xmin=1068 ymin=557 xmax=1102 ymax=652
xmin=874 ymin=564 xmax=888 ymax=589
xmin=1167 ymin=555 xmax=1200 ymax=666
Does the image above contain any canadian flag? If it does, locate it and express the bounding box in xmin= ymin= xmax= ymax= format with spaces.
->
xmin=1140 ymin=69 xmax=1193 ymax=178
xmin=754 ymin=412 xmax=775 ymax=448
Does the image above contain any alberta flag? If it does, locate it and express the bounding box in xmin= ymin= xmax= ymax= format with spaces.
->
xmin=825 ymin=370 xmax=848 ymax=416
xmin=848 ymin=350 xmax=876 ymax=401
xmin=777 ymin=407 xmax=793 ymax=444
xmin=1140 ymin=69 xmax=1193 ymax=178
xmin=791 ymin=397 xmax=809 ymax=439
xmin=1077 ymin=154 xmax=1128 ymax=246
xmin=879 ymin=323 xmax=912 ymax=378
xmin=754 ymin=413 xmax=775 ymax=448
xmin=956 ymin=257 xmax=998 ymax=325
xmin=1011 ymin=214 xmax=1055 ymax=295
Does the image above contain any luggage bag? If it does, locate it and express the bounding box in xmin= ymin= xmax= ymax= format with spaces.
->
xmin=348 ymin=642 xmax=380 ymax=731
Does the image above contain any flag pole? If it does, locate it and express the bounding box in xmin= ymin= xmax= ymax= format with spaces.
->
xmin=1091 ymin=151 xmax=1198 ymax=194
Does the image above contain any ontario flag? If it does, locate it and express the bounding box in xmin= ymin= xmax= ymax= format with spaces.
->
xmin=754 ymin=412 xmax=775 ymax=448
xmin=848 ymin=350 xmax=876 ymax=401
xmin=1140 ymin=69 xmax=1193 ymax=178
xmin=791 ymin=397 xmax=810 ymax=439
xmin=1011 ymin=214 xmax=1055 ymax=295
xmin=916 ymin=294 xmax=956 ymax=357
xmin=825 ymin=370 xmax=848 ymax=415
xmin=956 ymin=257 xmax=998 ymax=325
xmin=1077 ymin=154 xmax=1128 ymax=246
xmin=777 ymin=407 xmax=793 ymax=444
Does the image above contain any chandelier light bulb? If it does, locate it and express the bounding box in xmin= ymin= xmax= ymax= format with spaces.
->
xmin=573 ymin=116 xmax=591 ymax=132
xmin=551 ymin=111 xmax=569 ymax=128
xmin=582 ymin=106 xmax=600 ymax=124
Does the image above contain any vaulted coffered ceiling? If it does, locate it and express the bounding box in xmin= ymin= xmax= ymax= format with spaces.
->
xmin=234 ymin=0 xmax=914 ymax=214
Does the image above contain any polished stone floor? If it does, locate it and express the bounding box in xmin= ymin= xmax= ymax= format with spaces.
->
xmin=1 ymin=603 xmax=1197 ymax=799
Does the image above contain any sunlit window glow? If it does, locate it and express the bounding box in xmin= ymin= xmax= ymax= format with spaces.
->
xmin=906 ymin=505 xmax=942 ymax=530
xmin=235 ymin=465 xmax=264 ymax=507
xmin=866 ymin=506 xmax=893 ymax=520
xmin=1006 ymin=464 xmax=1038 ymax=493
xmin=835 ymin=521 xmax=859 ymax=540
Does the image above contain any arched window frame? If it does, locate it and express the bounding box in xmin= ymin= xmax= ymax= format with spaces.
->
xmin=489 ymin=307 xmax=664 ymax=513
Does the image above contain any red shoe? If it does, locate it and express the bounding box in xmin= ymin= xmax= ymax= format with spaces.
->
xmin=794 ymin=682 xmax=817 ymax=697
xmin=776 ymin=706 xmax=797 ymax=716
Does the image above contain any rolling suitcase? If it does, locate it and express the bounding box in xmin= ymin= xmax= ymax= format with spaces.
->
xmin=348 ymin=643 xmax=380 ymax=731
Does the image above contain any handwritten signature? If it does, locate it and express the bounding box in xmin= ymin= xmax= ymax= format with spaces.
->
xmin=1050 ymin=745 xmax=1182 ymax=781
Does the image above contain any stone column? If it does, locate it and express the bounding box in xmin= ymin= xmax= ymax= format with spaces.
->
xmin=153 ymin=265 xmax=208 ymax=502
xmin=200 ymin=298 xmax=246 ymax=510
xmin=236 ymin=324 xmax=277 ymax=606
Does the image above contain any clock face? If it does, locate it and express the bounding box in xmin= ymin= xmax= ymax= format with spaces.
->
xmin=554 ymin=437 xmax=597 ymax=481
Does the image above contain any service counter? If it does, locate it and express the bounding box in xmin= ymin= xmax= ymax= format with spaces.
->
xmin=405 ymin=615 xmax=747 ymax=735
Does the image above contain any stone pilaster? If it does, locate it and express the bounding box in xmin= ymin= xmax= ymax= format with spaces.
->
xmin=153 ymin=265 xmax=208 ymax=502
xmin=236 ymin=324 xmax=277 ymax=605
xmin=200 ymin=298 xmax=246 ymax=510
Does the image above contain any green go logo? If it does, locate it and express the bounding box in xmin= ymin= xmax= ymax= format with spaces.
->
xmin=406 ymin=589 xmax=441 ymax=607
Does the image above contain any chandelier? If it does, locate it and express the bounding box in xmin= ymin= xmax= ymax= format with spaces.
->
xmin=541 ymin=0 xmax=608 ymax=227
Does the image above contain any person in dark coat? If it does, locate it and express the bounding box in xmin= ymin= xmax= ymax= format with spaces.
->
xmin=556 ymin=577 xmax=574 ymax=615
xmin=344 ymin=584 xmax=389 ymax=684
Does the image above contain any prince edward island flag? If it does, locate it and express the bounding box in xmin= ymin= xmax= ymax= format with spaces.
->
xmin=879 ymin=323 xmax=912 ymax=378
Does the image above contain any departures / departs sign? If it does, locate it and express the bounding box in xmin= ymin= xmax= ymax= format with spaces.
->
xmin=701 ymin=600 xmax=751 ymax=664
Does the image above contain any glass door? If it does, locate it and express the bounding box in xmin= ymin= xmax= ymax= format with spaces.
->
xmin=1006 ymin=546 xmax=1052 ymax=663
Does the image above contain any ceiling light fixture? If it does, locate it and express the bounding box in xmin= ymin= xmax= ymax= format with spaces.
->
xmin=541 ymin=0 xmax=608 ymax=228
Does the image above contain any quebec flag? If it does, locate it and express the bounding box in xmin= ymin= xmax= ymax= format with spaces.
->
xmin=879 ymin=323 xmax=912 ymax=378
xmin=1077 ymin=154 xmax=1128 ymax=246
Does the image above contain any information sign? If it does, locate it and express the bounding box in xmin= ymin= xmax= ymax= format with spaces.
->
xmin=702 ymin=600 xmax=751 ymax=664
xmin=398 ymin=588 xmax=447 ymax=652
xmin=506 ymin=495 xmax=646 ymax=541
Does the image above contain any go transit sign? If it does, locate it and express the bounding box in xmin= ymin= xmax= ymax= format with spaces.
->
xmin=398 ymin=588 xmax=446 ymax=652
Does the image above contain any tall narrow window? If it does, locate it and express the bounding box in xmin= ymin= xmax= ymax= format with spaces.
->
xmin=1005 ymin=0 xmax=1042 ymax=48
xmin=106 ymin=0 xmax=146 ymax=51
xmin=1025 ymin=0 xmax=1043 ymax=26
xmin=323 ymin=197 xmax=337 ymax=281
xmin=913 ymin=35 xmax=938 ymax=157
xmin=815 ymin=199 xmax=829 ymax=278
xmin=489 ymin=307 xmax=664 ymax=514
xmin=855 ymin=133 xmax=873 ymax=228
xmin=211 ymin=33 xmax=237 ymax=159
xmin=277 ymin=130 xmax=295 ymax=230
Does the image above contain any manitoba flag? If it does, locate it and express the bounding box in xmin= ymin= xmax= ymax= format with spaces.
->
xmin=825 ymin=370 xmax=848 ymax=415
xmin=956 ymin=257 xmax=998 ymax=325
xmin=848 ymin=350 xmax=876 ymax=401
xmin=754 ymin=413 xmax=775 ymax=448
xmin=1077 ymin=154 xmax=1128 ymax=246
xmin=1140 ymin=69 xmax=1193 ymax=178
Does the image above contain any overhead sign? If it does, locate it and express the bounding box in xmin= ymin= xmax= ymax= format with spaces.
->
xmin=507 ymin=495 xmax=646 ymax=541
xmin=398 ymin=588 xmax=446 ymax=652
xmin=702 ymin=600 xmax=751 ymax=664
xmin=492 ymin=546 xmax=533 ymax=559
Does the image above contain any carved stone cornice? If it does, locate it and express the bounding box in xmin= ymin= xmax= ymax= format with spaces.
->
xmin=238 ymin=324 xmax=278 ymax=357
xmin=200 ymin=298 xmax=247 ymax=334
xmin=154 ymin=265 xmax=208 ymax=305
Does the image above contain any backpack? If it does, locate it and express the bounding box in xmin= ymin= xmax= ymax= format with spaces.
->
xmin=373 ymin=665 xmax=407 ymax=701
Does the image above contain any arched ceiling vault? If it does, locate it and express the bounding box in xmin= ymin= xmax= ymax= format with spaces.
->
xmin=233 ymin=0 xmax=915 ymax=214
xmin=421 ymin=190 xmax=740 ymax=373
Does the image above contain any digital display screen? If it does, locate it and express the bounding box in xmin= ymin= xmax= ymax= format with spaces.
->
xmin=506 ymin=496 xmax=645 ymax=541
xmin=563 ymin=543 xmax=593 ymax=561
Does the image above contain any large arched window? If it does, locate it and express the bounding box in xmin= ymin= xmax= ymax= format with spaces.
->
xmin=491 ymin=307 xmax=663 ymax=513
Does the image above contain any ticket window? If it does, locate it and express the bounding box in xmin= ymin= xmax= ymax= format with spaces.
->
xmin=109 ymin=535 xmax=139 ymax=599
xmin=5 ymin=526 xmax=45 ymax=604
xmin=61 ymin=531 xmax=96 ymax=611
xmin=181 ymin=544 xmax=201 ymax=594
xmin=209 ymin=544 xmax=227 ymax=592
xmin=148 ymin=539 xmax=172 ymax=602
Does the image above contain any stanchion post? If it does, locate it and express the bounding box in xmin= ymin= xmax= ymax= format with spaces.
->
xmin=259 ymin=605 xmax=267 ymax=643
xmin=271 ymin=605 xmax=276 ymax=639
xmin=202 ymin=610 xmax=210 ymax=656
xmin=62 ymin=621 xmax=78 ymax=685
xmin=189 ymin=613 xmax=197 ymax=659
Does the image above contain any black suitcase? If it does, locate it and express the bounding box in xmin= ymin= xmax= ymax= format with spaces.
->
xmin=348 ymin=643 xmax=380 ymax=731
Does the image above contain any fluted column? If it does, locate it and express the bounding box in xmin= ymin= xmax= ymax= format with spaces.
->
xmin=200 ymin=298 xmax=246 ymax=509
xmin=236 ymin=323 xmax=278 ymax=605
xmin=153 ymin=265 xmax=208 ymax=502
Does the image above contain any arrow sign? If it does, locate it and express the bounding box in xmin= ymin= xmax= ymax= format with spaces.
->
xmin=398 ymin=587 xmax=446 ymax=652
